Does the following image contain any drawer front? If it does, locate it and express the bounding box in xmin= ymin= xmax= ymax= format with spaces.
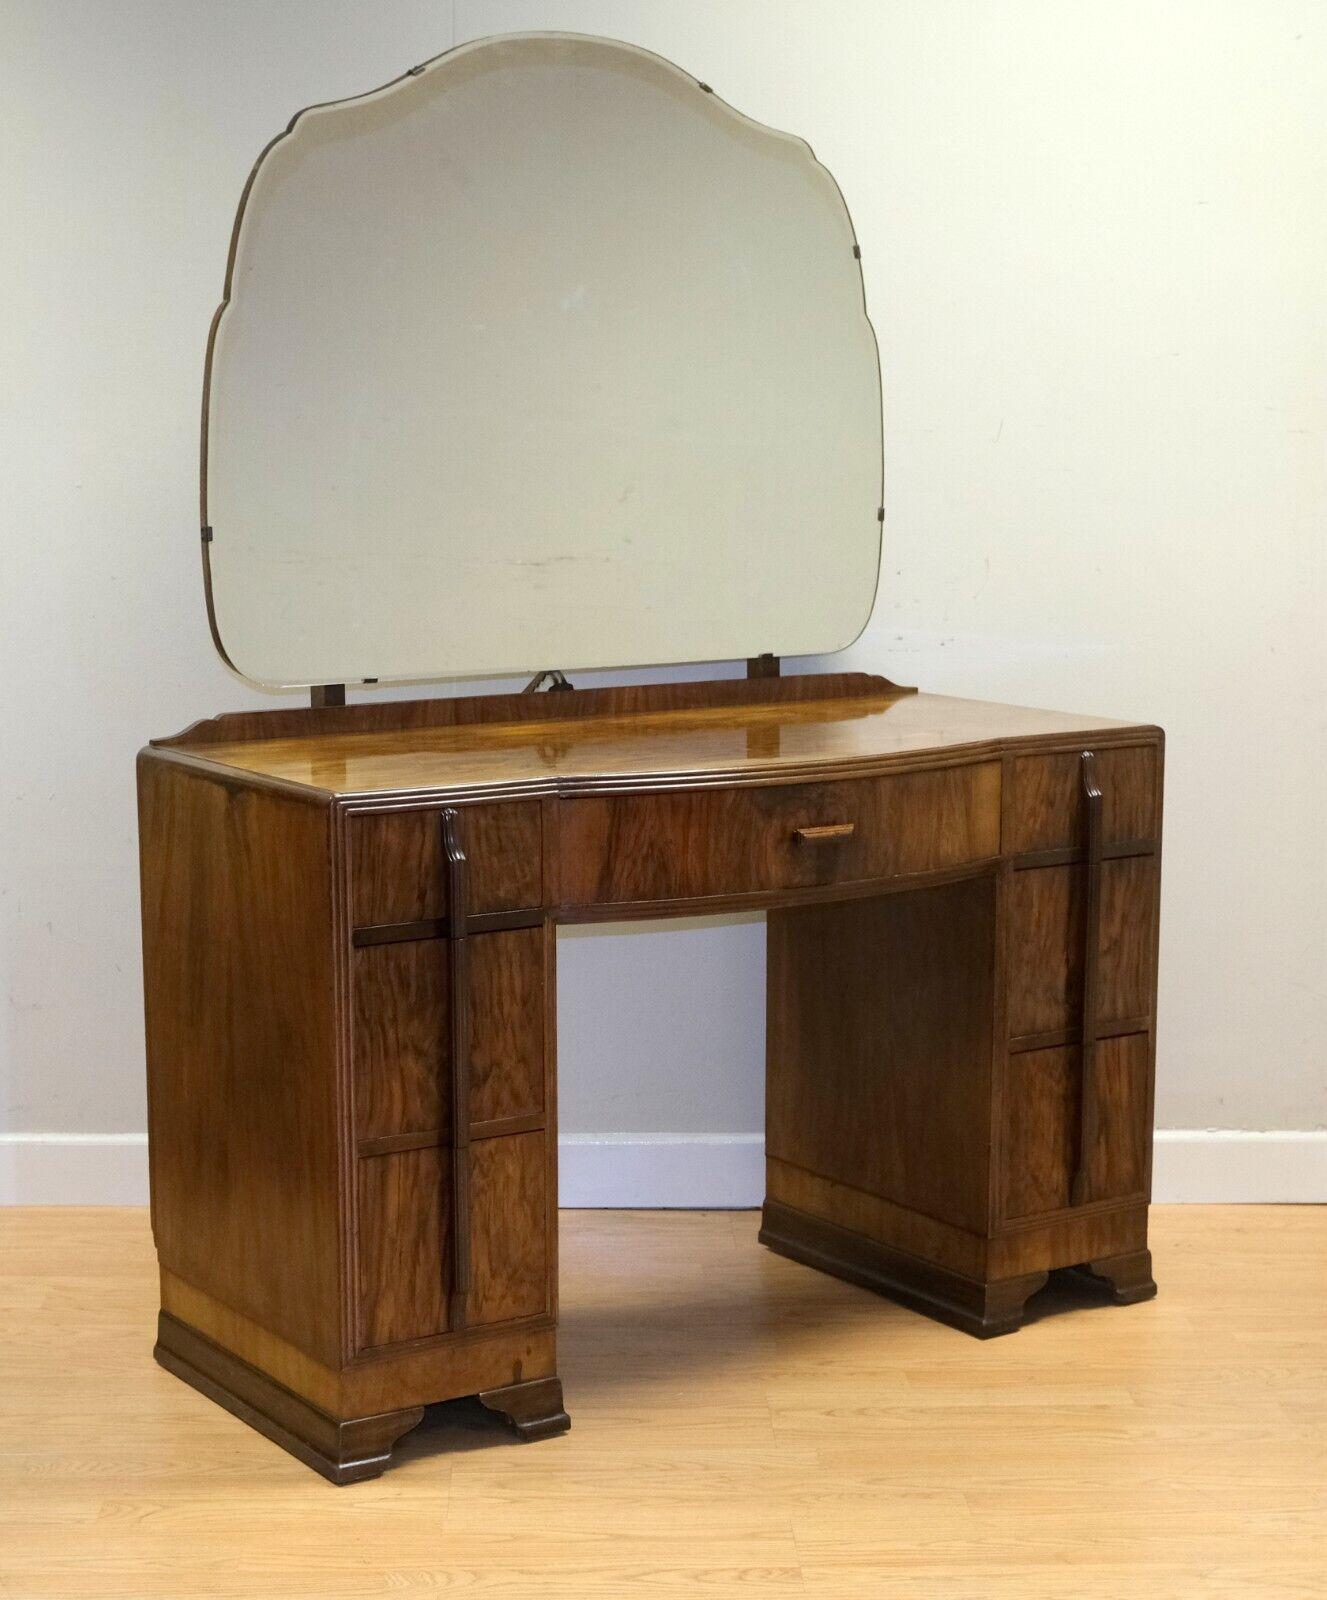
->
xmin=353 ymin=927 xmax=545 ymax=1143
xmin=559 ymin=764 xmax=1001 ymax=907
xmin=351 ymin=802 xmax=543 ymax=928
xmin=356 ymin=1130 xmax=549 ymax=1350
xmin=1004 ymin=744 xmax=1159 ymax=856
xmin=1006 ymin=857 xmax=1158 ymax=1040
xmin=1001 ymin=1035 xmax=1150 ymax=1220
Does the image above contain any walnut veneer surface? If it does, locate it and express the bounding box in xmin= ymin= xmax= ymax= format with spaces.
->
xmin=139 ymin=673 xmax=1164 ymax=1481
xmin=163 ymin=684 xmax=1152 ymax=797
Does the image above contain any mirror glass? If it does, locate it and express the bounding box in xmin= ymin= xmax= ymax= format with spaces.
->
xmin=204 ymin=32 xmax=883 ymax=688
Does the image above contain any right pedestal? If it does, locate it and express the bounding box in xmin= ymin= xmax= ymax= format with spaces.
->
xmin=763 ymin=761 xmax=1161 ymax=1338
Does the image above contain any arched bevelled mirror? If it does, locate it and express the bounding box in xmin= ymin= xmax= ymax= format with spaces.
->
xmin=202 ymin=31 xmax=883 ymax=689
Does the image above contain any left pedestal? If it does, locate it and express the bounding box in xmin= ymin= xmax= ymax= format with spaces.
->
xmin=138 ymin=750 xmax=563 ymax=1480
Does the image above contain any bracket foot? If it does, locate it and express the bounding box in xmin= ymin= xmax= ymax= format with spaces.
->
xmin=476 ymin=1375 xmax=571 ymax=1441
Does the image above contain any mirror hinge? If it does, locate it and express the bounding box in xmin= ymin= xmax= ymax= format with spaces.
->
xmin=523 ymin=670 xmax=574 ymax=693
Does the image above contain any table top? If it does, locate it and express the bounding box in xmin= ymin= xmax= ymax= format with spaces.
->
xmin=157 ymin=678 xmax=1159 ymax=801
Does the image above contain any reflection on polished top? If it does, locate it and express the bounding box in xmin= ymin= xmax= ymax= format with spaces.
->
xmin=173 ymin=680 xmax=1156 ymax=799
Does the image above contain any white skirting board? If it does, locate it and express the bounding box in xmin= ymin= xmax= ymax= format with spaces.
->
xmin=557 ymin=1132 xmax=1327 ymax=1207
xmin=1 ymin=1130 xmax=1322 ymax=1207
xmin=0 ymin=1134 xmax=151 ymax=1206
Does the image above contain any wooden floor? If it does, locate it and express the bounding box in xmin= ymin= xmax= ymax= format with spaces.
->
xmin=0 ymin=1207 xmax=1323 ymax=1598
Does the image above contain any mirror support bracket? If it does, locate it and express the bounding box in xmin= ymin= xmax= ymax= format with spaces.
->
xmin=310 ymin=685 xmax=347 ymax=708
xmin=523 ymin=670 xmax=574 ymax=694
xmin=747 ymin=654 xmax=781 ymax=679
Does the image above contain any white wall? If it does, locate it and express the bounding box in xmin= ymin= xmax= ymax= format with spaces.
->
xmin=2 ymin=0 xmax=1323 ymax=1203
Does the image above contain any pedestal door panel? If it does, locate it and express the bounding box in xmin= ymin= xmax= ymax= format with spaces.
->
xmin=353 ymin=928 xmax=545 ymax=1142
xmin=1000 ymin=1034 xmax=1150 ymax=1220
xmin=356 ymin=1132 xmax=550 ymax=1351
xmin=766 ymin=873 xmax=997 ymax=1236
xmin=351 ymin=925 xmax=550 ymax=1353
xmin=1006 ymin=856 xmax=1159 ymax=1041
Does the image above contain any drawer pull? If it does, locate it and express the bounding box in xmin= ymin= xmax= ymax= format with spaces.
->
xmin=440 ymin=809 xmax=472 ymax=1326
xmin=1070 ymin=752 xmax=1103 ymax=1207
xmin=793 ymin=822 xmax=856 ymax=843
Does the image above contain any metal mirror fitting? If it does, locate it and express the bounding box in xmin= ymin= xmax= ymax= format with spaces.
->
xmin=202 ymin=32 xmax=883 ymax=689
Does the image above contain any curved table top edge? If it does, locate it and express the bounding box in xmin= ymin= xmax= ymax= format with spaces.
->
xmin=142 ymin=683 xmax=1163 ymax=804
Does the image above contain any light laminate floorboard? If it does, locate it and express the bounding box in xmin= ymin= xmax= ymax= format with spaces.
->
xmin=0 ymin=1206 xmax=1323 ymax=1598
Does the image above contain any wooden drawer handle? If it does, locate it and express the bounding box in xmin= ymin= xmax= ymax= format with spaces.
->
xmin=793 ymin=822 xmax=856 ymax=843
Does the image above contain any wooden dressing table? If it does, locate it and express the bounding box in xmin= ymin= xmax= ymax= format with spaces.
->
xmin=140 ymin=672 xmax=1161 ymax=1481
xmin=140 ymin=33 xmax=1162 ymax=1482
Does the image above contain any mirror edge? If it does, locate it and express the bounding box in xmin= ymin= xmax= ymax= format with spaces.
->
xmin=198 ymin=32 xmax=885 ymax=692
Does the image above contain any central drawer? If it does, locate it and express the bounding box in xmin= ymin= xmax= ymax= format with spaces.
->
xmin=558 ymin=763 xmax=1001 ymax=908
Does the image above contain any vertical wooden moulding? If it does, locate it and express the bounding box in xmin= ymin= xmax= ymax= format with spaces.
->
xmin=987 ymin=755 xmax=1014 ymax=1231
xmin=331 ymin=800 xmax=359 ymax=1367
xmin=542 ymin=919 xmax=560 ymax=1324
xmin=541 ymin=794 xmax=561 ymax=1327
xmin=1070 ymin=751 xmax=1104 ymax=1206
xmin=441 ymin=809 xmax=472 ymax=1331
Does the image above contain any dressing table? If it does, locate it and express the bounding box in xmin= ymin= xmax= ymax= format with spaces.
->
xmin=139 ymin=34 xmax=1161 ymax=1483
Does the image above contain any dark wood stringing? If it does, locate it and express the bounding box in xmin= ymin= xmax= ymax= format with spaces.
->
xmin=352 ymin=907 xmax=543 ymax=946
